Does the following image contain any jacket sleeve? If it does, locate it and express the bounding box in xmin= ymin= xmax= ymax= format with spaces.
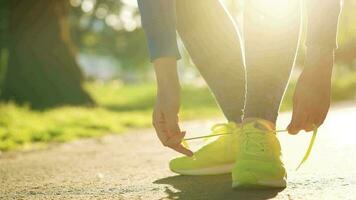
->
xmin=137 ymin=0 xmax=181 ymax=61
xmin=305 ymin=0 xmax=342 ymax=49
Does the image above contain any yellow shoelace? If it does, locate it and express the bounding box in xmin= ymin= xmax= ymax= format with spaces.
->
xmin=183 ymin=124 xmax=318 ymax=170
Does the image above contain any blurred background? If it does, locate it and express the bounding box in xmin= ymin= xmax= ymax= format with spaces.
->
xmin=0 ymin=0 xmax=355 ymax=152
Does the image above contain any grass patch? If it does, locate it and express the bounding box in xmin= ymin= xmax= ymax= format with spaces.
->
xmin=0 ymin=83 xmax=221 ymax=151
xmin=0 ymin=71 xmax=355 ymax=152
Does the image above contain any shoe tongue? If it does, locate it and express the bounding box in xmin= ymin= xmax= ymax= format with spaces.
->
xmin=253 ymin=120 xmax=275 ymax=131
xmin=243 ymin=118 xmax=275 ymax=132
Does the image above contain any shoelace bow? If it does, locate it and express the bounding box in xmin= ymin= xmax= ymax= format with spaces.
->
xmin=183 ymin=123 xmax=318 ymax=170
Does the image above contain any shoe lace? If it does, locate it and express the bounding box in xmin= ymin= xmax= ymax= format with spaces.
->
xmin=183 ymin=122 xmax=240 ymax=141
xmin=181 ymin=122 xmax=240 ymax=156
xmin=209 ymin=122 xmax=240 ymax=139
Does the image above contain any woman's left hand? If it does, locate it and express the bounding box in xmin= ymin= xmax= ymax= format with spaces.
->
xmin=287 ymin=46 xmax=334 ymax=134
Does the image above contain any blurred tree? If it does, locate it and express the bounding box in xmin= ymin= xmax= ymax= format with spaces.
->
xmin=0 ymin=0 xmax=94 ymax=109
xmin=68 ymin=0 xmax=150 ymax=81
xmin=0 ymin=0 xmax=9 ymax=91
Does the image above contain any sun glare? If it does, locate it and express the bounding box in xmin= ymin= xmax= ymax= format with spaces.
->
xmin=249 ymin=0 xmax=298 ymax=19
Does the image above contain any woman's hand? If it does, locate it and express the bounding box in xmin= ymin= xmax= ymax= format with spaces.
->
xmin=152 ymin=58 xmax=193 ymax=156
xmin=287 ymin=46 xmax=334 ymax=134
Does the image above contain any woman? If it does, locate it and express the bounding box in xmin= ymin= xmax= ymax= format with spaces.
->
xmin=137 ymin=0 xmax=341 ymax=188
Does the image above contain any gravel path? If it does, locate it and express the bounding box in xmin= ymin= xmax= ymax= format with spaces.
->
xmin=1 ymin=104 xmax=356 ymax=200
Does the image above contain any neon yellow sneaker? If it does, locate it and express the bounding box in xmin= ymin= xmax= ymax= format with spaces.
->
xmin=169 ymin=122 xmax=240 ymax=175
xmin=232 ymin=119 xmax=287 ymax=188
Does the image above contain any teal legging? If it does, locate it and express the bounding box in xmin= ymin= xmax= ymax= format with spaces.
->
xmin=137 ymin=0 xmax=341 ymax=123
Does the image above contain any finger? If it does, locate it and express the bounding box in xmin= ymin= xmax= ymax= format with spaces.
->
xmin=287 ymin=117 xmax=297 ymax=134
xmin=287 ymin=100 xmax=301 ymax=132
xmin=305 ymin=107 xmax=327 ymax=132
xmin=288 ymin=124 xmax=300 ymax=135
xmin=288 ymin=109 xmax=307 ymax=135
xmin=314 ymin=116 xmax=325 ymax=128
xmin=308 ymin=114 xmax=325 ymax=132
xmin=171 ymin=144 xmax=193 ymax=157
xmin=288 ymin=105 xmax=302 ymax=134
xmin=304 ymin=125 xmax=314 ymax=132
xmin=164 ymin=112 xmax=184 ymax=139
xmin=303 ymin=115 xmax=315 ymax=132
xmin=153 ymin=112 xmax=169 ymax=146
xmin=314 ymin=109 xmax=328 ymax=127
xmin=297 ymin=112 xmax=309 ymax=132
xmin=165 ymin=131 xmax=186 ymax=147
xmin=154 ymin=125 xmax=169 ymax=146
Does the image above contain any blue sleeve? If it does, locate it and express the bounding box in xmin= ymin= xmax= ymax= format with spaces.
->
xmin=137 ymin=0 xmax=181 ymax=61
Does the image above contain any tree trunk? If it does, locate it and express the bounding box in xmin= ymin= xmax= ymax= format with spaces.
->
xmin=0 ymin=0 xmax=94 ymax=109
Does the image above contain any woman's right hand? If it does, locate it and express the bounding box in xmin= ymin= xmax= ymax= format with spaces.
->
xmin=152 ymin=58 xmax=193 ymax=157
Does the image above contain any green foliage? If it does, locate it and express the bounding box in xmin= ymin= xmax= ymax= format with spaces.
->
xmin=331 ymin=71 xmax=356 ymax=101
xmin=0 ymin=82 xmax=220 ymax=152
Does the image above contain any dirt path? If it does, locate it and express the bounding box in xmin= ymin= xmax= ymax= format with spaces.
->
xmin=1 ymin=104 xmax=356 ymax=200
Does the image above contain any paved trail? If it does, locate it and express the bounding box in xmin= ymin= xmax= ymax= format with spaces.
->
xmin=1 ymin=104 xmax=356 ymax=200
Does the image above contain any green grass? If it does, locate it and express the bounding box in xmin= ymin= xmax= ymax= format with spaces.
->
xmin=0 ymin=83 xmax=222 ymax=151
xmin=0 ymin=71 xmax=355 ymax=152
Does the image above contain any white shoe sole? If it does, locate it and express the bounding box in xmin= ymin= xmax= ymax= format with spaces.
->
xmin=232 ymin=178 xmax=287 ymax=189
xmin=171 ymin=163 xmax=235 ymax=175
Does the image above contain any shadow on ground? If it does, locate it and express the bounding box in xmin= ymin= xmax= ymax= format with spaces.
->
xmin=154 ymin=174 xmax=283 ymax=200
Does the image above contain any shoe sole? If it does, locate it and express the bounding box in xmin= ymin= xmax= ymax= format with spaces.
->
xmin=171 ymin=163 xmax=235 ymax=175
xmin=231 ymin=160 xmax=287 ymax=189
xmin=232 ymin=179 xmax=287 ymax=189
